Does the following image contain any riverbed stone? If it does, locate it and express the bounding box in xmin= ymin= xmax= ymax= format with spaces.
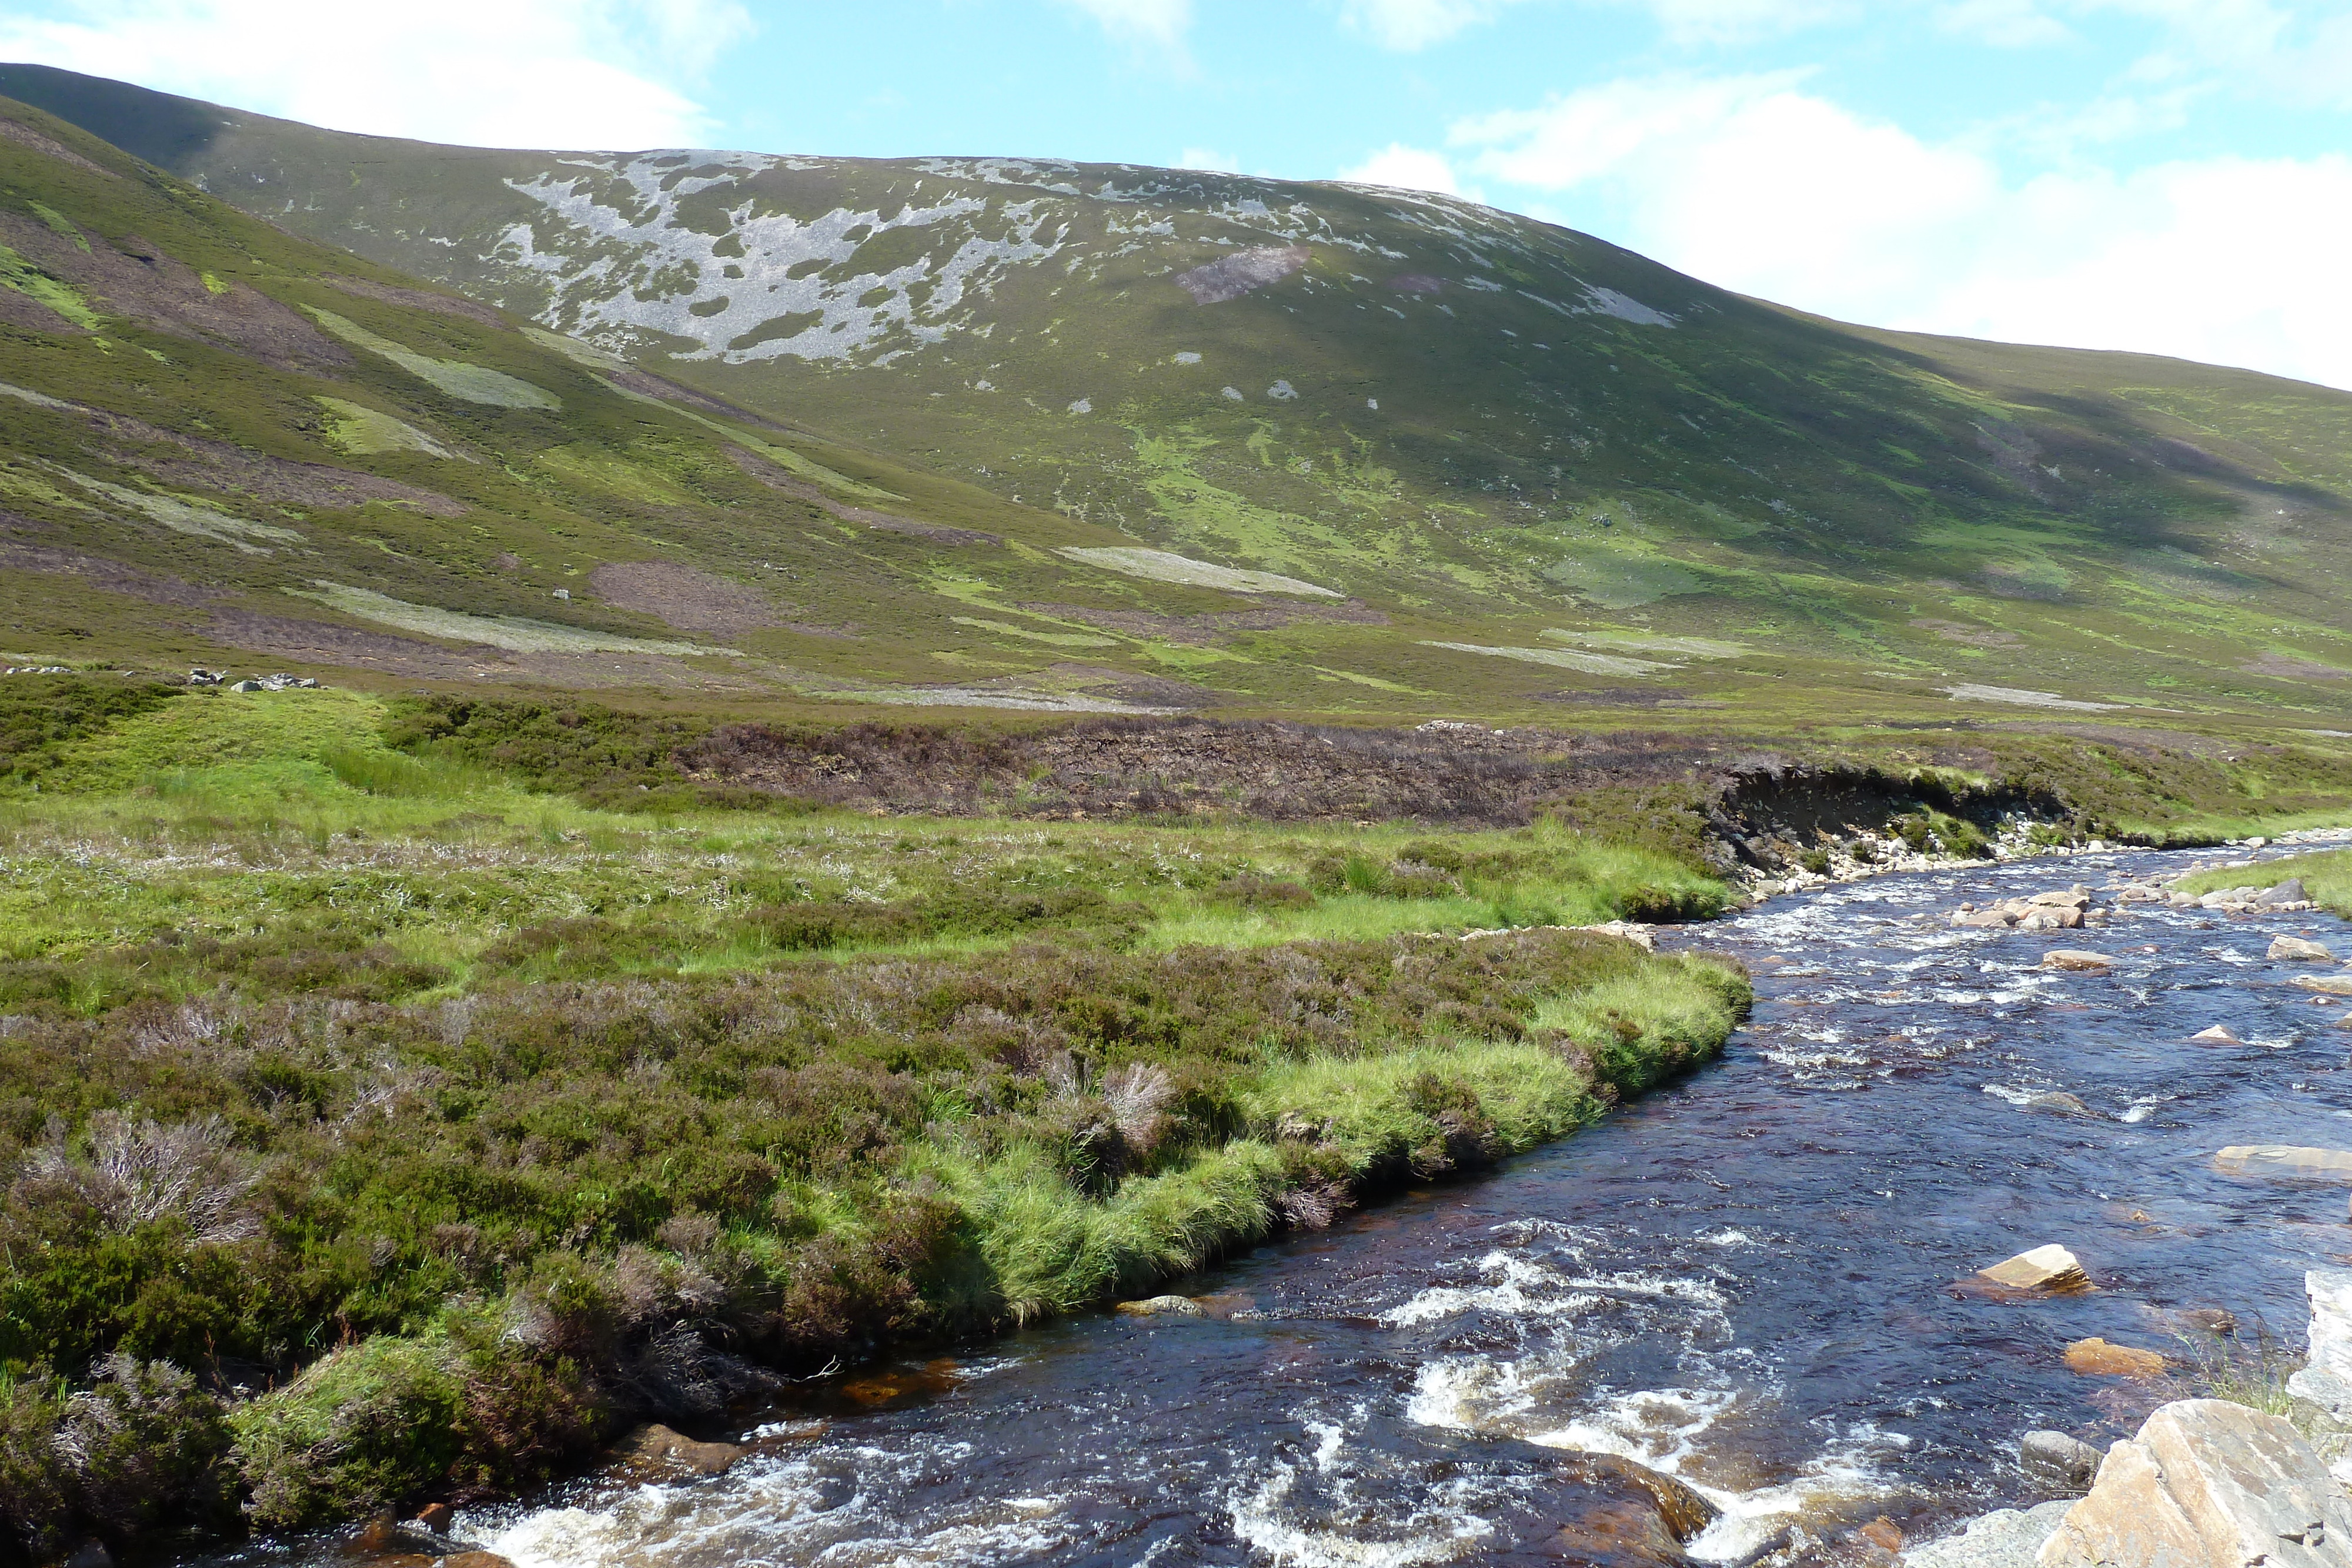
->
xmin=1905 ymin=1501 xmax=2074 ymax=1568
xmin=2190 ymin=1025 xmax=2241 ymax=1042
xmin=2019 ymin=1091 xmax=2092 ymax=1116
xmin=2215 ymin=1145 xmax=2352 ymax=1179
xmin=2034 ymin=1399 xmax=2352 ymax=1568
xmin=2271 ymin=936 xmax=2335 ymax=962
xmin=612 ymin=1422 xmax=748 ymax=1478
xmin=1978 ymin=1245 xmax=2090 ymax=1292
xmin=2293 ymin=974 xmax=2352 ymax=996
xmin=1115 ymin=1295 xmax=1206 ymax=1317
xmin=2062 ymin=1338 xmax=2168 ymax=1378
xmin=2042 ymin=951 xmax=2112 ymax=972
xmin=1553 ymin=1452 xmax=1719 ymax=1543
xmin=2020 ymin=1431 xmax=2103 ymax=1494
xmin=2260 ymin=879 xmax=2311 ymax=907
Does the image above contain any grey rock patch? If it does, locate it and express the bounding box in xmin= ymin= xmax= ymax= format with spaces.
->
xmin=1904 ymin=1500 xmax=2073 ymax=1568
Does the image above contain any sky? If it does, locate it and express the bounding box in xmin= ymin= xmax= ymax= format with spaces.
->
xmin=4 ymin=1 xmax=2351 ymax=390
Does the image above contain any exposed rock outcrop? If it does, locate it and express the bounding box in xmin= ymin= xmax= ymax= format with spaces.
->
xmin=2034 ymin=1399 xmax=2352 ymax=1568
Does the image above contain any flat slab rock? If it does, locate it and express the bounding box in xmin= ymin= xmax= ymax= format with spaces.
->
xmin=2215 ymin=1146 xmax=2352 ymax=1179
xmin=1906 ymin=1501 xmax=2076 ymax=1568
xmin=2037 ymin=1398 xmax=2352 ymax=1568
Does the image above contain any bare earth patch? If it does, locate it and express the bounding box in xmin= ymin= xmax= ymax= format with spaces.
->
xmin=1174 ymin=245 xmax=1311 ymax=305
xmin=590 ymin=560 xmax=781 ymax=635
xmin=1912 ymin=618 xmax=2023 ymax=648
xmin=0 ymin=536 xmax=222 ymax=606
xmin=2243 ymin=654 xmax=2351 ymax=680
xmin=0 ymin=210 xmax=350 ymax=372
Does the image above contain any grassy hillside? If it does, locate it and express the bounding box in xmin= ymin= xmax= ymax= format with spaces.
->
xmin=5 ymin=63 xmax=2350 ymax=747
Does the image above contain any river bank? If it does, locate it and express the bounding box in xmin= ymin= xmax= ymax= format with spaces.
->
xmin=322 ymin=843 xmax=2352 ymax=1568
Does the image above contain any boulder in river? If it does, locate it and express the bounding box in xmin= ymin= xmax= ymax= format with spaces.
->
xmin=2214 ymin=1145 xmax=2352 ymax=1179
xmin=2062 ymin=1338 xmax=2168 ymax=1378
xmin=2034 ymin=1399 xmax=2352 ymax=1568
xmin=1977 ymin=1245 xmax=2090 ymax=1293
xmin=2271 ymin=936 xmax=2335 ymax=962
xmin=1115 ymin=1295 xmax=1207 ymax=1318
xmin=2260 ymin=879 xmax=2311 ymax=907
xmin=612 ymin=1422 xmax=749 ymax=1479
xmin=2293 ymin=974 xmax=2352 ymax=996
xmin=2020 ymin=1431 xmax=2103 ymax=1495
xmin=2190 ymin=1025 xmax=2241 ymax=1042
xmin=2042 ymin=951 xmax=2112 ymax=972
xmin=1554 ymin=1451 xmax=1719 ymax=1543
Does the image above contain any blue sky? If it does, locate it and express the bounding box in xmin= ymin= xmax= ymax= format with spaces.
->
xmin=5 ymin=1 xmax=2351 ymax=388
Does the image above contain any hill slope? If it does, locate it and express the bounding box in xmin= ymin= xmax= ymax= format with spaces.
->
xmin=3 ymin=63 xmax=2351 ymax=741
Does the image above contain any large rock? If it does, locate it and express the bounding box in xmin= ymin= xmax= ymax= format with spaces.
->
xmin=2036 ymin=1399 xmax=2352 ymax=1568
xmin=2293 ymin=975 xmax=2352 ymax=996
xmin=2063 ymin=1338 xmax=2168 ymax=1378
xmin=2021 ymin=1432 xmax=2103 ymax=1495
xmin=2272 ymin=936 xmax=2334 ymax=962
xmin=2288 ymin=1269 xmax=2352 ymax=1426
xmin=1906 ymin=1502 xmax=2076 ymax=1568
xmin=1115 ymin=1294 xmax=1207 ymax=1317
xmin=1978 ymin=1245 xmax=2090 ymax=1292
xmin=612 ymin=1422 xmax=748 ymax=1478
xmin=2043 ymin=951 xmax=2112 ymax=972
xmin=1554 ymin=1452 xmax=1720 ymax=1543
xmin=2260 ymin=880 xmax=2311 ymax=907
xmin=2214 ymin=1146 xmax=2352 ymax=1179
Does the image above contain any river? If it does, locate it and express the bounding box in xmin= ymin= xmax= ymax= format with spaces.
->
xmin=304 ymin=845 xmax=2352 ymax=1567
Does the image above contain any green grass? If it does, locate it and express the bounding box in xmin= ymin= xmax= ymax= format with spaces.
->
xmin=2177 ymin=849 xmax=2352 ymax=914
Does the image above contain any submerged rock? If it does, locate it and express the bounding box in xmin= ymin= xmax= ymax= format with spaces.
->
xmin=1905 ymin=1501 xmax=2074 ymax=1568
xmin=612 ymin=1422 xmax=749 ymax=1478
xmin=2042 ymin=951 xmax=2112 ymax=972
xmin=2062 ymin=1338 xmax=2168 ymax=1379
xmin=2190 ymin=1025 xmax=2241 ymax=1042
xmin=2035 ymin=1399 xmax=2352 ymax=1568
xmin=2214 ymin=1145 xmax=2352 ymax=1179
xmin=1977 ymin=1245 xmax=2090 ymax=1292
xmin=1115 ymin=1295 xmax=1206 ymax=1318
xmin=2020 ymin=1431 xmax=2103 ymax=1495
xmin=1554 ymin=1451 xmax=1719 ymax=1544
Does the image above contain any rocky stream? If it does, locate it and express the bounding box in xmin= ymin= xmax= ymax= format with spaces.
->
xmin=209 ymin=835 xmax=2352 ymax=1568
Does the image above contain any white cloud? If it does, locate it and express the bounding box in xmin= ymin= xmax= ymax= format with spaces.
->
xmin=1178 ymin=146 xmax=1240 ymax=172
xmin=1936 ymin=0 xmax=2070 ymax=46
xmin=1058 ymin=0 xmax=1194 ymax=46
xmin=1338 ymin=142 xmax=1474 ymax=197
xmin=1339 ymin=0 xmax=1518 ymax=49
xmin=0 ymin=0 xmax=749 ymax=149
xmin=1455 ymin=71 xmax=2352 ymax=390
xmin=1635 ymin=0 xmax=1855 ymax=45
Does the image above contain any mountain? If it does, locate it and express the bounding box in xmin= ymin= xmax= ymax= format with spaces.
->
xmin=4 ymin=63 xmax=2351 ymax=741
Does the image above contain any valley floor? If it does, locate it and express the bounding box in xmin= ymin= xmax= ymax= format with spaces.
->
xmin=0 ymin=675 xmax=2345 ymax=1562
